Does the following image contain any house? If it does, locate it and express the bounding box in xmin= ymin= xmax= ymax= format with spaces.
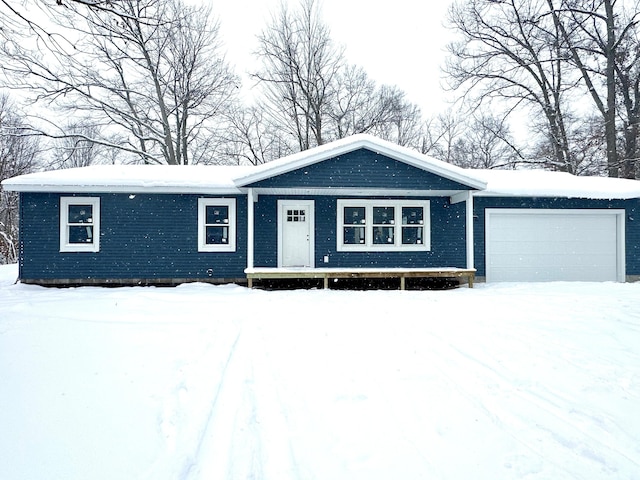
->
xmin=2 ymin=134 xmax=640 ymax=287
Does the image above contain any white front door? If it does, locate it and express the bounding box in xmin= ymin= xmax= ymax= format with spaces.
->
xmin=278 ymin=200 xmax=315 ymax=267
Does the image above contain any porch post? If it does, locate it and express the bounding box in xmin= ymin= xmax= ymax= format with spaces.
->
xmin=247 ymin=188 xmax=254 ymax=270
xmin=466 ymin=191 xmax=474 ymax=270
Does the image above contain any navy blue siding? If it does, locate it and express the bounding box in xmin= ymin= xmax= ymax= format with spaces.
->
xmin=473 ymin=197 xmax=640 ymax=277
xmin=254 ymin=195 xmax=468 ymax=269
xmin=247 ymin=149 xmax=475 ymax=191
xmin=19 ymin=192 xmax=247 ymax=281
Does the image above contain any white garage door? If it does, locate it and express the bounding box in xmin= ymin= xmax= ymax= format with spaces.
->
xmin=486 ymin=209 xmax=625 ymax=282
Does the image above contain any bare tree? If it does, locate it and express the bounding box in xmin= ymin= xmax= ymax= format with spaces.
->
xmin=446 ymin=0 xmax=581 ymax=173
xmin=559 ymin=0 xmax=640 ymax=179
xmin=219 ymin=105 xmax=294 ymax=165
xmin=328 ymin=66 xmax=424 ymax=146
xmin=368 ymin=86 xmax=425 ymax=149
xmin=48 ymin=120 xmax=104 ymax=170
xmin=534 ymin=113 xmax=609 ymax=174
xmin=545 ymin=0 xmax=620 ymax=175
xmin=329 ymin=65 xmax=380 ymax=139
xmin=423 ymin=108 xmax=523 ymax=168
xmin=451 ymin=113 xmax=522 ymax=169
xmin=251 ymin=0 xmax=425 ymax=157
xmin=0 ymin=94 xmax=41 ymax=264
xmin=422 ymin=110 xmax=466 ymax=163
xmin=1 ymin=0 xmax=238 ymax=165
xmin=253 ymin=0 xmax=343 ymax=151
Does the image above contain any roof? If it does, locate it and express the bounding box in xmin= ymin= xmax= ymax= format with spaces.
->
xmin=1 ymin=164 xmax=253 ymax=194
xmin=2 ymin=135 xmax=640 ymax=199
xmin=476 ymin=169 xmax=640 ymax=200
xmin=233 ymin=134 xmax=487 ymax=190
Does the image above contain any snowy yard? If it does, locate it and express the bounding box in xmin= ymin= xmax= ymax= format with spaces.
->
xmin=0 ymin=263 xmax=639 ymax=480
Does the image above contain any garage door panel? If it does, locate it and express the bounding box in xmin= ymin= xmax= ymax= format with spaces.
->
xmin=491 ymin=240 xmax=614 ymax=256
xmin=486 ymin=210 xmax=623 ymax=282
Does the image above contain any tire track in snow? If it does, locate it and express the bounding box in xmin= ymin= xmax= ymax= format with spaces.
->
xmin=226 ymin=324 xmax=307 ymax=480
xmin=178 ymin=321 xmax=307 ymax=480
xmin=179 ymin=327 xmax=243 ymax=480
xmin=424 ymin=328 xmax=637 ymax=478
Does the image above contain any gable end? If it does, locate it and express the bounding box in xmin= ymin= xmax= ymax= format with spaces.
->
xmin=243 ymin=148 xmax=477 ymax=191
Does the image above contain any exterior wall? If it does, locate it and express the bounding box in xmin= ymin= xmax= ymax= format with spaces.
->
xmin=19 ymin=192 xmax=247 ymax=283
xmin=248 ymin=149 xmax=474 ymax=191
xmin=254 ymin=194 xmax=468 ymax=269
xmin=473 ymin=197 xmax=640 ymax=278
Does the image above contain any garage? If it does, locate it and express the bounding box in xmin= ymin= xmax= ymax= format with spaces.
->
xmin=485 ymin=209 xmax=625 ymax=282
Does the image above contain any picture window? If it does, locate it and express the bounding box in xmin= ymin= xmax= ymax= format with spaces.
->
xmin=337 ymin=199 xmax=430 ymax=252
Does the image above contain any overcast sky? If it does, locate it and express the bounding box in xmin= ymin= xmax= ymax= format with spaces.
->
xmin=214 ymin=0 xmax=456 ymax=117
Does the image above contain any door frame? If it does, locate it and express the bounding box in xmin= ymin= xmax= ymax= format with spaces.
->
xmin=277 ymin=199 xmax=315 ymax=268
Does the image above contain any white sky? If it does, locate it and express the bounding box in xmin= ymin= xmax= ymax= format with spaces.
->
xmin=212 ymin=0 xmax=456 ymax=117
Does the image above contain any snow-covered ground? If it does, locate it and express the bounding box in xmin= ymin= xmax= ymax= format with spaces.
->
xmin=1 ymin=263 xmax=639 ymax=480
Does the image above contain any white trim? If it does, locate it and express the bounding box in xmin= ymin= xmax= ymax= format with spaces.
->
xmin=250 ymin=187 xmax=470 ymax=197
xmin=59 ymin=197 xmax=100 ymax=253
xmin=336 ymin=199 xmax=431 ymax=252
xmin=485 ymin=209 xmax=626 ymax=282
xmin=197 ymin=198 xmax=236 ymax=252
xmin=450 ymin=191 xmax=469 ymax=204
xmin=277 ymin=200 xmax=315 ymax=268
xmin=465 ymin=192 xmax=474 ymax=270
xmin=247 ymin=189 xmax=255 ymax=269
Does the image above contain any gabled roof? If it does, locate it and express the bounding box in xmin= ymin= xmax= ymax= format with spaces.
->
xmin=232 ymin=134 xmax=488 ymax=190
xmin=3 ymin=135 xmax=640 ymax=199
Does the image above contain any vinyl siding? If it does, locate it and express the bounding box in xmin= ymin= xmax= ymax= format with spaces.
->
xmin=19 ymin=192 xmax=247 ymax=282
xmin=247 ymin=149 xmax=475 ymax=191
xmin=254 ymin=195 xmax=467 ymax=269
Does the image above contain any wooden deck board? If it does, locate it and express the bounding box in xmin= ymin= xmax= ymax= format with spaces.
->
xmin=245 ymin=267 xmax=475 ymax=289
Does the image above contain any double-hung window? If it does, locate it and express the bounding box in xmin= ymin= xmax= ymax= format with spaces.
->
xmin=337 ymin=199 xmax=430 ymax=251
xmin=60 ymin=197 xmax=100 ymax=253
xmin=198 ymin=198 xmax=236 ymax=252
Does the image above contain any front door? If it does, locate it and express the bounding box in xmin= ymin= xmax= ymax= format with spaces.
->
xmin=278 ymin=200 xmax=315 ymax=267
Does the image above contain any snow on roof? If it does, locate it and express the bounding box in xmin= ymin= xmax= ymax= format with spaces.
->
xmin=475 ymin=169 xmax=640 ymax=200
xmin=3 ymin=138 xmax=640 ymax=200
xmin=1 ymin=164 xmax=254 ymax=194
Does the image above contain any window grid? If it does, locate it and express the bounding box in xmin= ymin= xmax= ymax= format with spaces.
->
xmin=337 ymin=199 xmax=430 ymax=252
xmin=60 ymin=197 xmax=100 ymax=253
xmin=204 ymin=205 xmax=230 ymax=245
xmin=286 ymin=209 xmax=306 ymax=222
xmin=198 ymin=198 xmax=236 ymax=252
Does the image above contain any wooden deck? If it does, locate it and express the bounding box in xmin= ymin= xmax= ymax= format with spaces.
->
xmin=245 ymin=267 xmax=475 ymax=289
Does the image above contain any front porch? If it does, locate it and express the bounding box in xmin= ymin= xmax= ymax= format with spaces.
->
xmin=245 ymin=267 xmax=476 ymax=290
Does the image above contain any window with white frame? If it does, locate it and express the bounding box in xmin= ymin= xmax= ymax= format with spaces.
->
xmin=337 ymin=199 xmax=430 ymax=251
xmin=60 ymin=197 xmax=101 ymax=253
xmin=198 ymin=198 xmax=236 ymax=252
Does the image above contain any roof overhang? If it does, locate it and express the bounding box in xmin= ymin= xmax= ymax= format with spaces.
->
xmin=1 ymin=164 xmax=251 ymax=194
